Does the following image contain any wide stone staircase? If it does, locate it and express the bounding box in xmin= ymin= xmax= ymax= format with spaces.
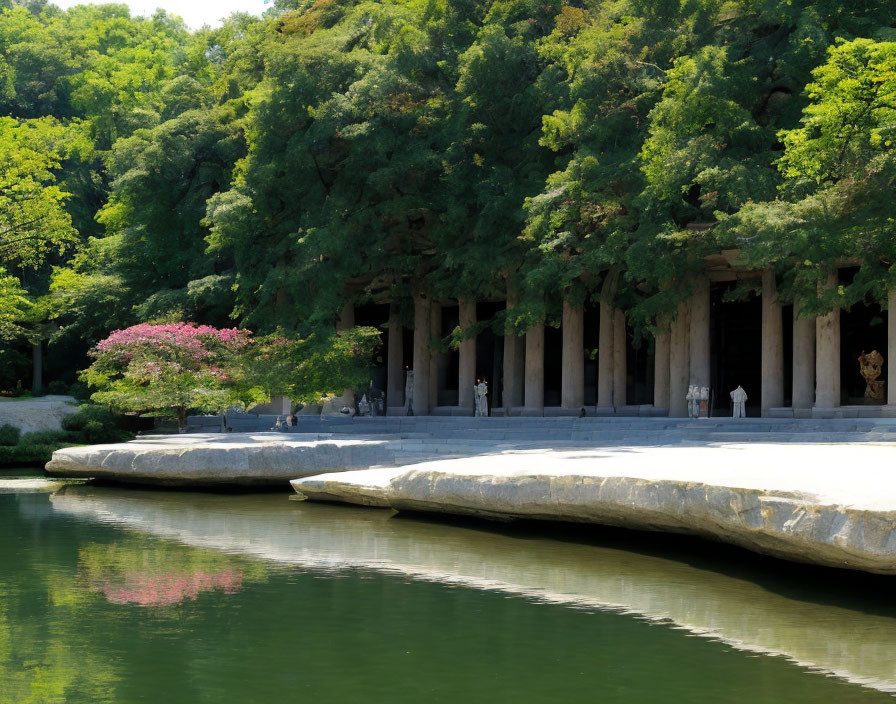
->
xmin=188 ymin=415 xmax=896 ymax=465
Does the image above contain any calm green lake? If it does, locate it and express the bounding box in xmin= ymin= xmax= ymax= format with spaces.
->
xmin=2 ymin=484 xmax=895 ymax=703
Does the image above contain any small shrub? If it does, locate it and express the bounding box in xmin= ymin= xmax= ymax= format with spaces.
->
xmin=67 ymin=381 xmax=90 ymax=400
xmin=0 ymin=424 xmax=20 ymax=446
xmin=20 ymin=430 xmax=72 ymax=445
xmin=46 ymin=380 xmax=69 ymax=395
xmin=0 ymin=443 xmax=70 ymax=466
xmin=62 ymin=404 xmax=133 ymax=444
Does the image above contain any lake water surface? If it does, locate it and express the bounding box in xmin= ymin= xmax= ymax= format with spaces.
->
xmin=2 ymin=484 xmax=895 ymax=703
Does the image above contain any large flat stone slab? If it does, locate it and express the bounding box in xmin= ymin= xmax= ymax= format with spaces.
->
xmin=292 ymin=443 xmax=896 ymax=574
xmin=46 ymin=433 xmax=398 ymax=486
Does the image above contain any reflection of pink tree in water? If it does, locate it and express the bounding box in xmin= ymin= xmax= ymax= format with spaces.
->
xmin=99 ymin=569 xmax=243 ymax=606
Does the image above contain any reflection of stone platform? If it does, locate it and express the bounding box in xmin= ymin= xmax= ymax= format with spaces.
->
xmin=293 ymin=442 xmax=896 ymax=575
xmin=48 ymin=487 xmax=896 ymax=695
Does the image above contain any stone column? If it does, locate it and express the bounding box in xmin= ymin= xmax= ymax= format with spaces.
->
xmin=597 ymin=275 xmax=617 ymax=409
xmin=337 ymin=303 xmax=356 ymax=409
xmin=761 ymin=269 xmax=784 ymax=413
xmin=502 ymin=298 xmax=525 ymax=411
xmin=561 ymin=299 xmax=585 ymax=409
xmin=613 ymin=309 xmax=627 ymax=407
xmin=669 ymin=301 xmax=690 ymax=417
xmin=815 ymin=272 xmax=840 ymax=409
xmin=688 ymin=276 xmax=710 ymax=389
xmin=792 ymin=298 xmax=815 ymax=410
xmin=412 ymin=292 xmax=432 ymax=415
xmin=428 ymin=302 xmax=442 ymax=408
xmin=386 ymin=310 xmax=404 ymax=409
xmin=457 ymin=299 xmax=477 ymax=414
xmin=890 ymin=289 xmax=896 ymax=406
xmin=653 ymin=316 xmax=670 ymax=410
xmin=524 ymin=323 xmax=545 ymax=414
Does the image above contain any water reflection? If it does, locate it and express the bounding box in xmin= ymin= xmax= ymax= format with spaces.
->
xmin=77 ymin=542 xmax=251 ymax=607
xmin=49 ymin=486 xmax=896 ymax=696
xmin=0 ymin=495 xmax=270 ymax=704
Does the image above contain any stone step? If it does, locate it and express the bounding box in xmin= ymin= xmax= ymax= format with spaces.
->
xmin=194 ymin=414 xmax=896 ymax=440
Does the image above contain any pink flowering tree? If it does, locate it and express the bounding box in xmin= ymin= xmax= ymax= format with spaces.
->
xmin=81 ymin=323 xmax=256 ymax=429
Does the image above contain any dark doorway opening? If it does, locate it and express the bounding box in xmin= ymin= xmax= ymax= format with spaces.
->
xmin=710 ymin=282 xmax=762 ymax=416
xmin=476 ymin=302 xmax=504 ymax=411
xmin=628 ymin=328 xmax=654 ymax=405
xmin=840 ymin=269 xmax=886 ymax=405
xmin=439 ymin=304 xmax=460 ymax=407
xmin=783 ymin=303 xmax=793 ymax=407
xmin=355 ymin=303 xmax=389 ymax=391
xmin=544 ymin=324 xmax=562 ymax=408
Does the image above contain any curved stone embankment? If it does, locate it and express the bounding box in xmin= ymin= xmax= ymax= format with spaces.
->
xmin=48 ymin=487 xmax=896 ymax=694
xmin=292 ymin=443 xmax=896 ymax=575
xmin=45 ymin=433 xmax=397 ymax=486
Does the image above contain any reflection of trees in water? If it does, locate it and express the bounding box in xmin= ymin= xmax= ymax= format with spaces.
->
xmin=99 ymin=569 xmax=243 ymax=606
xmin=77 ymin=541 xmax=264 ymax=607
xmin=0 ymin=575 xmax=119 ymax=704
xmin=0 ymin=525 xmax=269 ymax=704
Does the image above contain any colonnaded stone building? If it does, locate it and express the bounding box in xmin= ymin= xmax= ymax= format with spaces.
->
xmin=286 ymin=258 xmax=896 ymax=420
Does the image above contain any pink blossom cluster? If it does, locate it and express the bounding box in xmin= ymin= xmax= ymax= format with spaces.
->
xmin=92 ymin=323 xmax=250 ymax=361
xmin=98 ymin=569 xmax=244 ymax=607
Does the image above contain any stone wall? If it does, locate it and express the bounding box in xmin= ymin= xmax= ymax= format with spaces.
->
xmin=0 ymin=396 xmax=78 ymax=434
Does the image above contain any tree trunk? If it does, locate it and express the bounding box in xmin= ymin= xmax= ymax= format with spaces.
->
xmin=177 ymin=406 xmax=187 ymax=432
xmin=31 ymin=340 xmax=42 ymax=396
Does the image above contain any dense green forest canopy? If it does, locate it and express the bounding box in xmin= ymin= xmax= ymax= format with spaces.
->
xmin=1 ymin=0 xmax=894 ymax=389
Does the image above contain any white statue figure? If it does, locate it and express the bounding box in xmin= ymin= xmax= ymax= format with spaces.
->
xmin=474 ymin=378 xmax=489 ymax=417
xmin=404 ymin=368 xmax=415 ymax=416
xmin=686 ymin=385 xmax=699 ymax=419
xmin=368 ymin=380 xmax=385 ymax=416
xmin=730 ymin=385 xmax=747 ymax=418
xmin=358 ymin=394 xmax=372 ymax=417
xmin=699 ymin=386 xmax=710 ymax=418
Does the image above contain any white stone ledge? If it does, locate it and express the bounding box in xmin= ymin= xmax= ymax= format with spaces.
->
xmin=46 ymin=433 xmax=397 ymax=487
xmin=292 ymin=443 xmax=896 ymax=575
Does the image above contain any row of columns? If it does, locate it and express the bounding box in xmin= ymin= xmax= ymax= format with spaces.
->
xmin=385 ymin=273 xmax=896 ymax=416
xmin=406 ymin=292 xmax=631 ymax=416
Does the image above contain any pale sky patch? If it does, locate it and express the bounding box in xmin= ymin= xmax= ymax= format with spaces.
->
xmin=50 ymin=0 xmax=272 ymax=30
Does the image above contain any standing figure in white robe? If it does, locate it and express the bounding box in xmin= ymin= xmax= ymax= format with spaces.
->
xmin=404 ymin=368 xmax=415 ymax=416
xmin=474 ymin=379 xmax=489 ymax=417
xmin=686 ymin=385 xmax=699 ymax=419
xmin=730 ymin=385 xmax=747 ymax=418
xmin=358 ymin=394 xmax=372 ymax=417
